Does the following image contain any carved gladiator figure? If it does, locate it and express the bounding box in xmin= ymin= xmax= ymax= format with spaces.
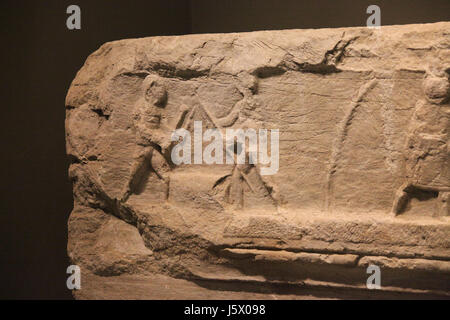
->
xmin=392 ymin=68 xmax=450 ymax=216
xmin=122 ymin=74 xmax=188 ymax=201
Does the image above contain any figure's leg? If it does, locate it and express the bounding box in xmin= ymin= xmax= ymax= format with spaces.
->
xmin=150 ymin=148 xmax=171 ymax=200
xmin=228 ymin=166 xmax=244 ymax=210
xmin=391 ymin=183 xmax=410 ymax=215
xmin=122 ymin=146 xmax=153 ymax=201
xmin=437 ymin=192 xmax=449 ymax=217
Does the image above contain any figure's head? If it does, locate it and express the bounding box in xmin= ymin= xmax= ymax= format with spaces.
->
xmin=143 ymin=75 xmax=167 ymax=108
xmin=423 ymin=67 xmax=449 ymax=105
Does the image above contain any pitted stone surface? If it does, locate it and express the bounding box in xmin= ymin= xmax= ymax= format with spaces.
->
xmin=66 ymin=22 xmax=450 ymax=299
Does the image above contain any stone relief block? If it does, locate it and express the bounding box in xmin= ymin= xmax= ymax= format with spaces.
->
xmin=66 ymin=22 xmax=450 ymax=299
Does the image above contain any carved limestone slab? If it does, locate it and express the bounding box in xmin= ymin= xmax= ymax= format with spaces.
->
xmin=66 ymin=22 xmax=450 ymax=299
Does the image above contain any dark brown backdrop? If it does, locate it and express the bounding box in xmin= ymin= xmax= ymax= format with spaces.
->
xmin=0 ymin=0 xmax=448 ymax=299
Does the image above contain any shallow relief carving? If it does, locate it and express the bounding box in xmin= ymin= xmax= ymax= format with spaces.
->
xmin=392 ymin=69 xmax=450 ymax=216
xmin=66 ymin=23 xmax=450 ymax=299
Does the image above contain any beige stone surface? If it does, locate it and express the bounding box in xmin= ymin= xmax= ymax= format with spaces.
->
xmin=66 ymin=22 xmax=450 ymax=299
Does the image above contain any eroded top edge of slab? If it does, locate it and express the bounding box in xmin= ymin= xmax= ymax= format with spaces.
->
xmin=66 ymin=22 xmax=450 ymax=108
xmin=106 ymin=21 xmax=450 ymax=44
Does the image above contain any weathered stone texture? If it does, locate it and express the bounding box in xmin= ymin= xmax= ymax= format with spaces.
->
xmin=66 ymin=22 xmax=450 ymax=299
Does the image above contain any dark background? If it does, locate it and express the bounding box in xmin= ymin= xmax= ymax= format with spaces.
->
xmin=0 ymin=0 xmax=448 ymax=299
